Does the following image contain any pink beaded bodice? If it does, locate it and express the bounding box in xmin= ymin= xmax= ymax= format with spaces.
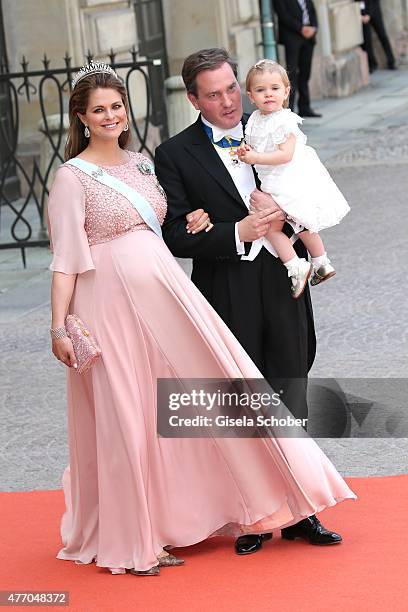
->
xmin=65 ymin=151 xmax=167 ymax=246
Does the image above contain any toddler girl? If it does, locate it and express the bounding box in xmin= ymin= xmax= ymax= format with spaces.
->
xmin=238 ymin=60 xmax=350 ymax=298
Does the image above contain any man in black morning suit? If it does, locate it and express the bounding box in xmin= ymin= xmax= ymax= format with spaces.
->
xmin=355 ymin=0 xmax=396 ymax=72
xmin=155 ymin=48 xmax=343 ymax=554
xmin=273 ymin=0 xmax=321 ymax=117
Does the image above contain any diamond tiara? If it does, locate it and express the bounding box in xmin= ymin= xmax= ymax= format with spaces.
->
xmin=71 ymin=62 xmax=118 ymax=89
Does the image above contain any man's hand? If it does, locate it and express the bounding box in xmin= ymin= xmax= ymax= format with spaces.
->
xmin=361 ymin=14 xmax=370 ymax=24
xmin=238 ymin=208 xmax=282 ymax=242
xmin=249 ymin=189 xmax=285 ymax=220
xmin=186 ymin=208 xmax=213 ymax=234
xmin=301 ymin=26 xmax=316 ymax=39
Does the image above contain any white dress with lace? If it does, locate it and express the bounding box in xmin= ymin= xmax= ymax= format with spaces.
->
xmin=245 ymin=109 xmax=350 ymax=233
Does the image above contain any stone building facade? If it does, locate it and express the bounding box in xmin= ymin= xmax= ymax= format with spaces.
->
xmin=0 ymin=0 xmax=407 ymax=141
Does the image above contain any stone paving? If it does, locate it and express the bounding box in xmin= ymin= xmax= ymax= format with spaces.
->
xmin=1 ymin=70 xmax=407 ymax=491
xmin=309 ymin=160 xmax=408 ymax=476
xmin=301 ymin=67 xmax=408 ymax=162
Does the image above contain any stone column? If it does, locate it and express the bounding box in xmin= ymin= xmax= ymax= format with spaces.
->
xmin=403 ymin=0 xmax=408 ymax=30
xmin=222 ymin=0 xmax=261 ymax=82
xmin=310 ymin=0 xmax=368 ymax=99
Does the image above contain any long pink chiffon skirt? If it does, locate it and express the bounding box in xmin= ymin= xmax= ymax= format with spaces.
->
xmin=57 ymin=230 xmax=356 ymax=572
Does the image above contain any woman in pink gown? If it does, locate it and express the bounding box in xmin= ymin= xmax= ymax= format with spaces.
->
xmin=49 ymin=64 xmax=356 ymax=576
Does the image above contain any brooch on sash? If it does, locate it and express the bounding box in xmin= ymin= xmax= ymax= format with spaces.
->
xmin=91 ymin=167 xmax=104 ymax=178
xmin=137 ymin=161 xmax=154 ymax=175
xmin=137 ymin=161 xmax=166 ymax=200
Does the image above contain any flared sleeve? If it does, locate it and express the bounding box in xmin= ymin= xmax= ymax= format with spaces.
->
xmin=48 ymin=165 xmax=95 ymax=274
xmin=271 ymin=109 xmax=306 ymax=146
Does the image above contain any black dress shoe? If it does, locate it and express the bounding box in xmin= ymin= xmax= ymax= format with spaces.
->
xmin=298 ymin=108 xmax=322 ymax=118
xmin=235 ymin=533 xmax=272 ymax=555
xmin=281 ymin=515 xmax=342 ymax=545
xmin=387 ymin=62 xmax=397 ymax=70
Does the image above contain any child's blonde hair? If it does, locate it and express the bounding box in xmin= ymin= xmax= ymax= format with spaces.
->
xmin=246 ymin=60 xmax=291 ymax=108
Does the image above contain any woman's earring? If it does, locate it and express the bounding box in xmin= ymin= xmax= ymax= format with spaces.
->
xmin=123 ymin=122 xmax=129 ymax=132
xmin=84 ymin=125 xmax=90 ymax=138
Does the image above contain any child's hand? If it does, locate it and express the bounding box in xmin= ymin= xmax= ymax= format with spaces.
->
xmin=237 ymin=142 xmax=249 ymax=157
xmin=237 ymin=144 xmax=258 ymax=165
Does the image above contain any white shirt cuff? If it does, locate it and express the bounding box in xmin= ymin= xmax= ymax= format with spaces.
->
xmin=235 ymin=222 xmax=245 ymax=255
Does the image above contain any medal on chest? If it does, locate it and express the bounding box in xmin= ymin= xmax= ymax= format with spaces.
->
xmin=224 ymin=136 xmax=242 ymax=167
xmin=228 ymin=149 xmax=241 ymax=166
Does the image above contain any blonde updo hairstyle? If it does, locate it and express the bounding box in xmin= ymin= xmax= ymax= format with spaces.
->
xmin=65 ymin=72 xmax=131 ymax=161
xmin=246 ymin=60 xmax=291 ymax=108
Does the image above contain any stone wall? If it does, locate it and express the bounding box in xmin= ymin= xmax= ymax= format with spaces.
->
xmin=163 ymin=0 xmax=261 ymax=82
xmin=3 ymin=0 xmax=70 ymax=140
xmin=3 ymin=0 xmax=407 ymax=145
xmin=2 ymin=0 xmax=138 ymax=141
xmin=307 ymin=0 xmax=367 ymax=100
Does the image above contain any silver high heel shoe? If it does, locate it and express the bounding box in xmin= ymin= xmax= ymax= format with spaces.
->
xmin=157 ymin=553 xmax=184 ymax=567
xmin=130 ymin=565 xmax=160 ymax=576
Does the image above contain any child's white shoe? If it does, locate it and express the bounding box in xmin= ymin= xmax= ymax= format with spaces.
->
xmin=287 ymin=258 xmax=312 ymax=299
xmin=310 ymin=262 xmax=336 ymax=286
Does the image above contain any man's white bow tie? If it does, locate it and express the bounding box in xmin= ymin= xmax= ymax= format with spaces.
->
xmin=211 ymin=123 xmax=244 ymax=143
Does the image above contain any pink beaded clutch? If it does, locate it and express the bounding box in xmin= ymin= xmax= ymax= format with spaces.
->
xmin=65 ymin=314 xmax=102 ymax=374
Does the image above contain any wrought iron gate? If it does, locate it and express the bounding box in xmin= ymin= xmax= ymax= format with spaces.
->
xmin=0 ymin=51 xmax=167 ymax=266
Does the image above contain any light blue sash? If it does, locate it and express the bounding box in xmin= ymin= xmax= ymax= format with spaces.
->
xmin=66 ymin=158 xmax=162 ymax=238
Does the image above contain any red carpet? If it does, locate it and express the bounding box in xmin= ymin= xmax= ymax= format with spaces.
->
xmin=1 ymin=476 xmax=407 ymax=612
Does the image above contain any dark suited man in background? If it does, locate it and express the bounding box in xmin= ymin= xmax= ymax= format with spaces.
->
xmin=273 ymin=0 xmax=321 ymax=117
xmin=356 ymin=0 xmax=396 ymax=72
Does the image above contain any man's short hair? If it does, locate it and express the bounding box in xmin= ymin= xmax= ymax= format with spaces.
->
xmin=182 ymin=48 xmax=238 ymax=97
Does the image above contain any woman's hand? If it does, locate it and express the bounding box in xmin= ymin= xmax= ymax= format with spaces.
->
xmin=52 ymin=336 xmax=78 ymax=369
xmin=186 ymin=208 xmax=213 ymax=234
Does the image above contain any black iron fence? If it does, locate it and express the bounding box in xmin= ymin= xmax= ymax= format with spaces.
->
xmin=0 ymin=50 xmax=168 ymax=266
